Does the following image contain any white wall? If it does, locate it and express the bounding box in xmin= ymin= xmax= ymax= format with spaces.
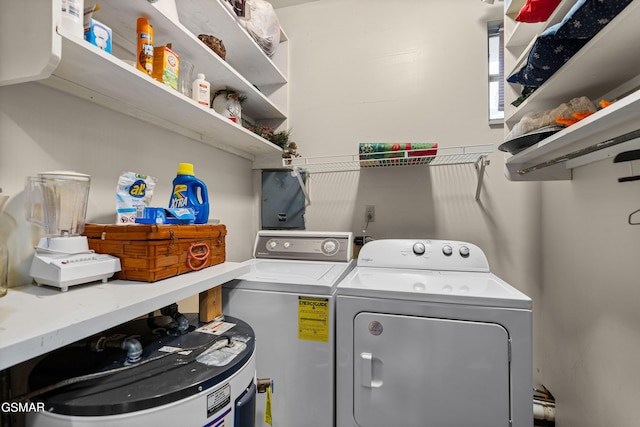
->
xmin=276 ymin=0 xmax=543 ymax=381
xmin=541 ymin=159 xmax=640 ymax=425
xmin=278 ymin=1 xmax=640 ymax=426
xmin=0 ymin=83 xmax=257 ymax=288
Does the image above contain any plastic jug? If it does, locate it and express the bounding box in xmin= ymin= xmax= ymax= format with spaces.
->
xmin=26 ymin=171 xmax=91 ymax=237
xmin=168 ymin=163 xmax=209 ymax=224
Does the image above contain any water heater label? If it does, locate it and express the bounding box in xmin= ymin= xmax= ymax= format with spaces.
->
xmin=207 ymin=384 xmax=231 ymax=418
xmin=298 ymin=297 xmax=329 ymax=342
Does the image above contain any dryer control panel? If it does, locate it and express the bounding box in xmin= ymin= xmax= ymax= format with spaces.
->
xmin=254 ymin=231 xmax=353 ymax=262
xmin=357 ymin=239 xmax=490 ymax=272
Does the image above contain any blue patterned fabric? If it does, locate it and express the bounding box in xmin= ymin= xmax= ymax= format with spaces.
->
xmin=507 ymin=24 xmax=588 ymax=87
xmin=555 ymin=0 xmax=633 ymax=39
xmin=507 ymin=0 xmax=633 ymax=88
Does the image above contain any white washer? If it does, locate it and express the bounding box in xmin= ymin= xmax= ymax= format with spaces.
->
xmin=222 ymin=230 xmax=355 ymax=427
xmin=336 ymin=239 xmax=533 ymax=427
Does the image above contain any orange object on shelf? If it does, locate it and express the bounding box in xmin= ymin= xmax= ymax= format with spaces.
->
xmin=136 ymin=18 xmax=154 ymax=75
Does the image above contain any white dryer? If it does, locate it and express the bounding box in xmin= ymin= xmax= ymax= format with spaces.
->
xmin=222 ymin=230 xmax=354 ymax=427
xmin=336 ymin=239 xmax=532 ymax=427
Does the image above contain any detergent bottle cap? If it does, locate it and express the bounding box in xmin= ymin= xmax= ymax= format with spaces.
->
xmin=177 ymin=163 xmax=195 ymax=176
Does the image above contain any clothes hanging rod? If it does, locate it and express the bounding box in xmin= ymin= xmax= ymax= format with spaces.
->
xmin=517 ymin=128 xmax=640 ymax=175
xmin=613 ymin=148 xmax=640 ymax=163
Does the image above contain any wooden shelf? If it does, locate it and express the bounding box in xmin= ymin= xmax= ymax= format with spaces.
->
xmin=0 ymin=262 xmax=250 ymax=370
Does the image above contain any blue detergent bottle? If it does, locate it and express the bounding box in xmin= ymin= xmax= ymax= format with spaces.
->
xmin=168 ymin=163 xmax=209 ymax=224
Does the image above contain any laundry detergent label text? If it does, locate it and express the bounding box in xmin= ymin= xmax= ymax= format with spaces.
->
xmin=170 ymin=184 xmax=189 ymax=208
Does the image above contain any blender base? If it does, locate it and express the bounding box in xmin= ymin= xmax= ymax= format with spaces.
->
xmin=30 ymin=237 xmax=121 ymax=292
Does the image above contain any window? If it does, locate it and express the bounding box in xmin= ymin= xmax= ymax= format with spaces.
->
xmin=488 ymin=21 xmax=504 ymax=124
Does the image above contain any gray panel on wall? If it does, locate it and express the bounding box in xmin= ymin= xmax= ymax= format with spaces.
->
xmin=261 ymin=170 xmax=305 ymax=229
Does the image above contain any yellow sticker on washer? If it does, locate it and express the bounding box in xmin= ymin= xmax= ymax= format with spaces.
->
xmin=298 ymin=296 xmax=329 ymax=342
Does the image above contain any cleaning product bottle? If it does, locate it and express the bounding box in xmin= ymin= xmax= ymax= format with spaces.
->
xmin=192 ymin=73 xmax=210 ymax=108
xmin=60 ymin=0 xmax=84 ymax=39
xmin=168 ymin=163 xmax=209 ymax=224
xmin=136 ymin=17 xmax=154 ymax=75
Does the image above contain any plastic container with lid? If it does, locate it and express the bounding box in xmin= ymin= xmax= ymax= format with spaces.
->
xmin=168 ymin=163 xmax=209 ymax=224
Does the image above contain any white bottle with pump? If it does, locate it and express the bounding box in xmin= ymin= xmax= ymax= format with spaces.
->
xmin=192 ymin=73 xmax=210 ymax=108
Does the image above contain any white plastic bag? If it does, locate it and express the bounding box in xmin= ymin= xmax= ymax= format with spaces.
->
xmin=241 ymin=0 xmax=280 ymax=57
xmin=116 ymin=171 xmax=157 ymax=224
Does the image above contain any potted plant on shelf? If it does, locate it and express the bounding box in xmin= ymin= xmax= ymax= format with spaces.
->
xmin=246 ymin=125 xmax=300 ymax=160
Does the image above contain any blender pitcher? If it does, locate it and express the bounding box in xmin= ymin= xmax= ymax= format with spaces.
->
xmin=25 ymin=171 xmax=121 ymax=291
xmin=26 ymin=171 xmax=91 ymax=252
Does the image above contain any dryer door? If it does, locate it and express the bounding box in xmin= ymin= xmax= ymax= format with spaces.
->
xmin=353 ymin=313 xmax=511 ymax=427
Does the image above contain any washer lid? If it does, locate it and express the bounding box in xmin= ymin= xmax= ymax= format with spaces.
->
xmin=336 ymin=267 xmax=532 ymax=309
xmin=227 ymin=259 xmax=356 ymax=294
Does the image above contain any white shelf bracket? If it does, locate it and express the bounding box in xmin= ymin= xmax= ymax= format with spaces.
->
xmin=474 ymin=156 xmax=490 ymax=201
xmin=291 ymin=166 xmax=311 ymax=205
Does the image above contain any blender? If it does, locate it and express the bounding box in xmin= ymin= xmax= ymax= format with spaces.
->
xmin=26 ymin=171 xmax=121 ymax=291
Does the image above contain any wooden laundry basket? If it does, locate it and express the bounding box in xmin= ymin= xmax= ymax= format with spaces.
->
xmin=83 ymin=224 xmax=226 ymax=282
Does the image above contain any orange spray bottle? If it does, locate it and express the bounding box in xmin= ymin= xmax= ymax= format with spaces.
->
xmin=136 ymin=18 xmax=154 ymax=75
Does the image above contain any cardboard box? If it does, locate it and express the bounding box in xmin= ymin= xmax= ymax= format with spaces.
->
xmin=84 ymin=19 xmax=112 ymax=53
xmin=153 ymin=45 xmax=180 ymax=90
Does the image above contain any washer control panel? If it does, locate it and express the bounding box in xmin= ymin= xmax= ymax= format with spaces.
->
xmin=360 ymin=239 xmax=490 ymax=272
xmin=254 ymin=231 xmax=353 ymax=262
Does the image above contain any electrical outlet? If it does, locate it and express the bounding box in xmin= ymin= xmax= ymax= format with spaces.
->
xmin=365 ymin=205 xmax=375 ymax=223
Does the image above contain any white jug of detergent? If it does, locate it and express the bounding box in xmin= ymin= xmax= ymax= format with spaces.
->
xmin=60 ymin=0 xmax=84 ymax=39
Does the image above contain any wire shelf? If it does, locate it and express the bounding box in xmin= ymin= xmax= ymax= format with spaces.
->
xmin=282 ymin=144 xmax=494 ymax=173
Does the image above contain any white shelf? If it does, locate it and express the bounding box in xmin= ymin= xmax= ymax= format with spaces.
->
xmin=504 ymin=20 xmax=545 ymax=50
xmin=176 ymin=0 xmax=289 ymax=91
xmin=505 ymin=0 xmax=527 ymax=18
xmin=0 ymin=0 xmax=289 ymax=161
xmin=504 ymin=0 xmax=576 ymax=58
xmin=506 ymin=1 xmax=640 ymax=127
xmin=0 ymin=261 xmax=250 ymax=371
xmin=283 ymin=145 xmax=493 ymax=200
xmin=504 ymin=88 xmax=640 ymax=181
xmin=503 ymin=0 xmax=640 ymax=181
